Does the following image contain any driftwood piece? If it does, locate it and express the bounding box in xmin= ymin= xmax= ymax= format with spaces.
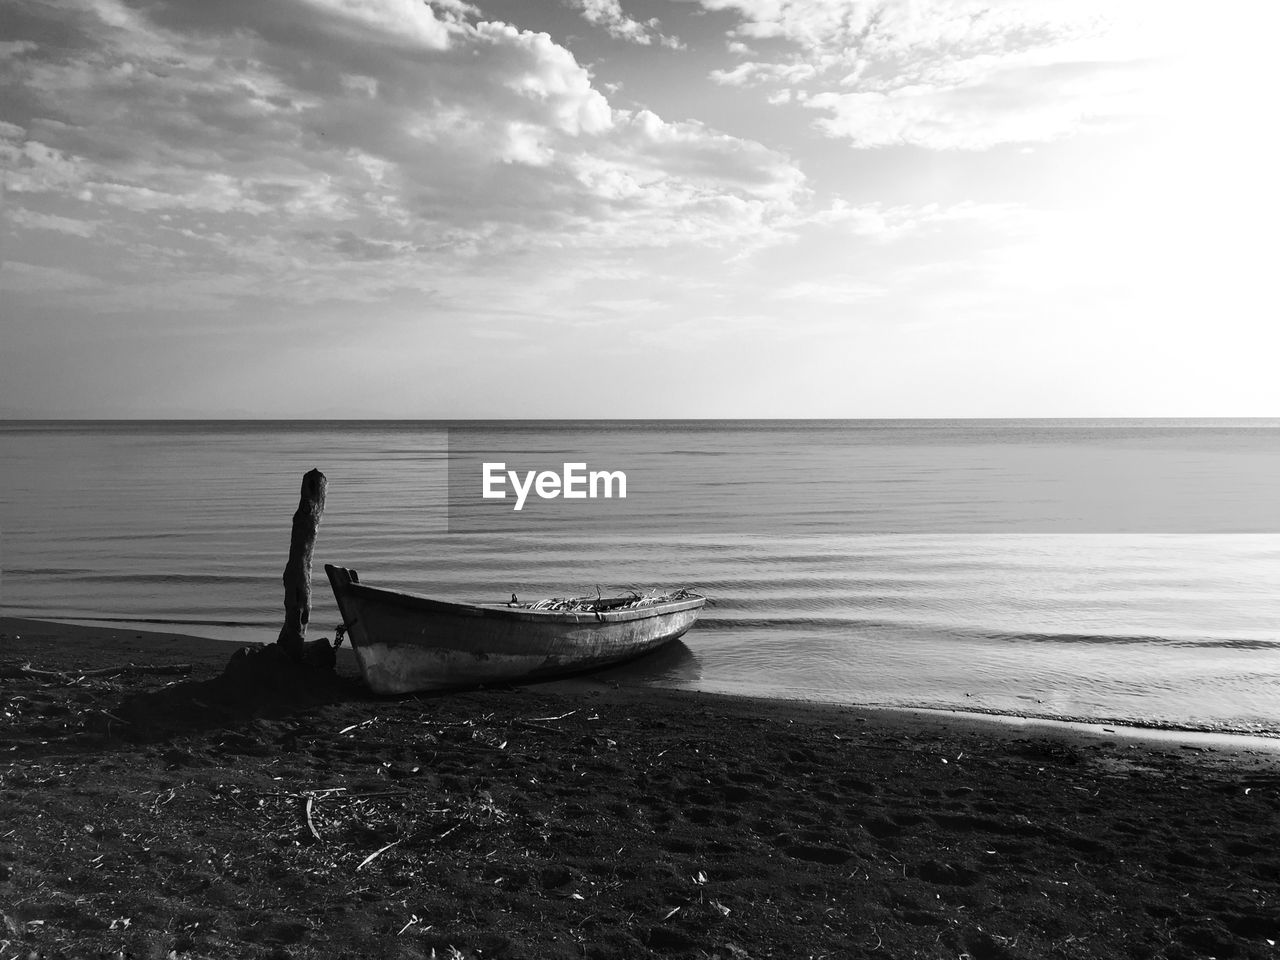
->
xmin=304 ymin=795 xmax=323 ymax=842
xmin=356 ymin=839 xmax=400 ymax=872
xmin=276 ymin=468 xmax=327 ymax=660
xmin=0 ymin=662 xmax=193 ymax=682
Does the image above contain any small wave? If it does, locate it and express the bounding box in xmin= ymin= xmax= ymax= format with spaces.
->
xmin=984 ymin=630 xmax=1279 ymax=650
xmin=694 ymin=618 xmax=1278 ymax=650
xmin=55 ymin=615 xmax=275 ymax=628
xmin=1 ymin=567 xmax=97 ymax=577
xmin=900 ymin=702 xmax=1280 ymax=740
xmin=697 ymin=616 xmax=897 ymax=631
xmin=49 ymin=573 xmax=266 ymax=586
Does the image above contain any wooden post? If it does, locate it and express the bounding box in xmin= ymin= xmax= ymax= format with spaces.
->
xmin=277 ymin=469 xmax=327 ymax=660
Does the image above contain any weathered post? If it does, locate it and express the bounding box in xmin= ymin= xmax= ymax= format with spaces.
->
xmin=277 ymin=468 xmax=327 ymax=660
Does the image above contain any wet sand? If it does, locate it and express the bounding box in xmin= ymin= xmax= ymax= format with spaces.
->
xmin=2 ymin=617 xmax=1278 ymax=959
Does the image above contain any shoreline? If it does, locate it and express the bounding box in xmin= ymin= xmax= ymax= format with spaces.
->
xmin=3 ymin=616 xmax=1279 ymax=958
xmin=10 ymin=615 xmax=1280 ymax=749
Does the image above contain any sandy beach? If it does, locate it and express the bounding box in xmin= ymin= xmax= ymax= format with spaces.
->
xmin=2 ymin=616 xmax=1278 ymax=960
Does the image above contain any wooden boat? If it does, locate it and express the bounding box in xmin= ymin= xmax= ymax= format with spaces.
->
xmin=325 ymin=564 xmax=706 ymax=694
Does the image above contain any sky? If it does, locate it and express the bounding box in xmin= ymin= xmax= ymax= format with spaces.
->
xmin=1 ymin=0 xmax=1276 ymax=418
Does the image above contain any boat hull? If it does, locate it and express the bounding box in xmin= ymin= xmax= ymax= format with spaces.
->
xmin=325 ymin=565 xmax=704 ymax=694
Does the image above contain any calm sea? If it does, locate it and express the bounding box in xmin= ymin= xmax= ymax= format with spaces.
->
xmin=2 ymin=420 xmax=1278 ymax=735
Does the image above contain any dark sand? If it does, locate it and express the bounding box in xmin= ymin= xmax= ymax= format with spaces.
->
xmin=2 ymin=617 xmax=1278 ymax=959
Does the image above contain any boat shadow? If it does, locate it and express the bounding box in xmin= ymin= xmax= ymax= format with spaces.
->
xmin=104 ymin=643 xmax=369 ymax=742
xmin=99 ymin=640 xmax=702 ymax=743
xmin=590 ymin=638 xmax=702 ymax=686
xmin=56 ymin=633 xmax=703 ymax=748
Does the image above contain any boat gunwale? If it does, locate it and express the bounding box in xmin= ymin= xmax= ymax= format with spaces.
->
xmin=337 ymin=577 xmax=706 ymax=625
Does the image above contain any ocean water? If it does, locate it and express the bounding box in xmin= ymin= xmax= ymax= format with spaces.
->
xmin=2 ymin=420 xmax=1279 ymax=735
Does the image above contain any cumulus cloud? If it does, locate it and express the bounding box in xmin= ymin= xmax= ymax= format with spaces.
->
xmin=6 ymin=209 xmax=99 ymax=237
xmin=808 ymin=57 xmax=1156 ymax=149
xmin=694 ymin=0 xmax=1182 ymax=149
xmin=1 ymin=0 xmax=800 ymax=307
xmin=566 ymin=0 xmax=683 ymax=48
